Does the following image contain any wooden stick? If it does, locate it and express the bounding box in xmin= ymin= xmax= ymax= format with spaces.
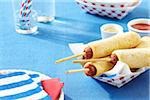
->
xmin=65 ymin=68 xmax=89 ymax=74
xmin=73 ymin=57 xmax=112 ymax=63
xmin=55 ymin=52 xmax=85 ymax=64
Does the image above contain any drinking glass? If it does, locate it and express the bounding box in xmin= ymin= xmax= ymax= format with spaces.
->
xmin=12 ymin=0 xmax=38 ymax=34
xmin=33 ymin=0 xmax=55 ymax=23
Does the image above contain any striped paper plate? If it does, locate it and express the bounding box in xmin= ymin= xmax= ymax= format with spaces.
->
xmin=0 ymin=69 xmax=64 ymax=100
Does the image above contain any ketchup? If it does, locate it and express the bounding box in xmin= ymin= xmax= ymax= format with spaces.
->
xmin=131 ymin=23 xmax=150 ymax=30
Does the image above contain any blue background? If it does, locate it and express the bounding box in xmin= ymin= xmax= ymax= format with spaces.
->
xmin=0 ymin=0 xmax=149 ymax=100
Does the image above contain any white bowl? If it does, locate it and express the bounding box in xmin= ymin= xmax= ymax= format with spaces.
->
xmin=127 ymin=18 xmax=150 ymax=37
xmin=100 ymin=23 xmax=123 ymax=39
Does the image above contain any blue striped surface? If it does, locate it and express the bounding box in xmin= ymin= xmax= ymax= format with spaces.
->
xmin=0 ymin=87 xmax=42 ymax=99
xmin=42 ymin=95 xmax=52 ymax=100
xmin=29 ymin=74 xmax=40 ymax=78
xmin=0 ymin=71 xmax=51 ymax=100
xmin=0 ymin=72 xmax=25 ymax=79
xmin=0 ymin=79 xmax=33 ymax=90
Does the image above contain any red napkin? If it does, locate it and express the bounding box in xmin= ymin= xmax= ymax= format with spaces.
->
xmin=41 ymin=78 xmax=64 ymax=100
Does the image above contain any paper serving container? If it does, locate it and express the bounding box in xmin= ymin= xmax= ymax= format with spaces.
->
xmin=75 ymin=0 xmax=142 ymax=19
xmin=69 ymin=43 xmax=149 ymax=88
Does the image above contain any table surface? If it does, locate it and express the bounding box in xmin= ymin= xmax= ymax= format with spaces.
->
xmin=0 ymin=0 xmax=149 ymax=100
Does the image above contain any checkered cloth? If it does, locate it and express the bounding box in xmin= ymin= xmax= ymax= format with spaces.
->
xmin=0 ymin=72 xmax=51 ymax=100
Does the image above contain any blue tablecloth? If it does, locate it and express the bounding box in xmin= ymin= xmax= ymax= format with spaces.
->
xmin=0 ymin=0 xmax=149 ymax=100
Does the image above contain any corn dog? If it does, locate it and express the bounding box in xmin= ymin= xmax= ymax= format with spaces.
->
xmin=84 ymin=61 xmax=113 ymax=77
xmin=136 ymin=36 xmax=150 ymax=48
xmin=111 ymin=48 xmax=150 ymax=68
xmin=55 ymin=32 xmax=141 ymax=63
xmin=65 ymin=61 xmax=113 ymax=77
xmin=83 ymin=32 xmax=141 ymax=59
xmin=72 ymin=48 xmax=150 ymax=77
xmin=74 ymin=36 xmax=149 ymax=75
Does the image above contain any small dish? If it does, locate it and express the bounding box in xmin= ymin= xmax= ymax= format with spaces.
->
xmin=100 ymin=23 xmax=123 ymax=39
xmin=127 ymin=18 xmax=150 ymax=37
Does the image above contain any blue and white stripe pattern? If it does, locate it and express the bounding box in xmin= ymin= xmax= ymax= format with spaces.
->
xmin=28 ymin=73 xmax=42 ymax=87
xmin=0 ymin=72 xmax=51 ymax=100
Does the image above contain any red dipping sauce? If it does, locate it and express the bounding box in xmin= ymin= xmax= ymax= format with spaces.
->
xmin=131 ymin=23 xmax=150 ymax=30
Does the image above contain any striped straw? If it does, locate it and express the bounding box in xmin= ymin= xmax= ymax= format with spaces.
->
xmin=20 ymin=0 xmax=28 ymax=16
xmin=19 ymin=0 xmax=32 ymax=30
xmin=21 ymin=0 xmax=32 ymax=17
xmin=25 ymin=0 xmax=32 ymax=17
